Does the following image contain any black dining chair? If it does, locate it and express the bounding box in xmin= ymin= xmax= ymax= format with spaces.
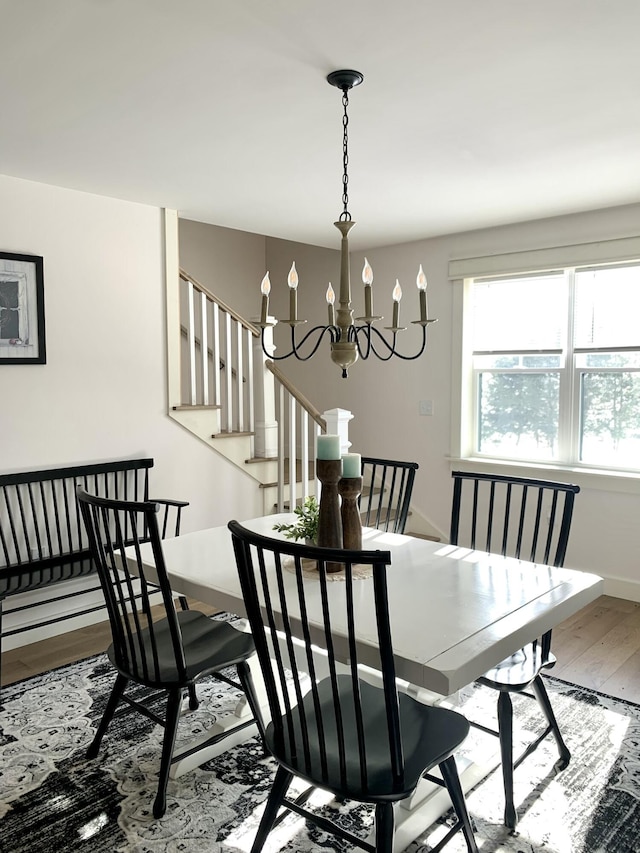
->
xmin=360 ymin=457 xmax=419 ymax=534
xmin=77 ymin=488 xmax=256 ymax=818
xmin=449 ymin=470 xmax=580 ymax=828
xmin=228 ymin=520 xmax=478 ymax=853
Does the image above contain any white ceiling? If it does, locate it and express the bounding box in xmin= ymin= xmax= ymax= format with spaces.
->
xmin=2 ymin=0 xmax=640 ymax=251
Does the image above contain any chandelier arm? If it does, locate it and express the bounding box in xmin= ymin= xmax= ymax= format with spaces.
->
xmin=362 ymin=324 xmax=428 ymax=361
xmin=262 ymin=325 xmax=337 ymax=362
xmin=360 ymin=324 xmax=397 ymax=359
xmin=350 ymin=324 xmax=373 ymax=360
xmin=391 ymin=324 xmax=428 ymax=360
xmin=367 ymin=339 xmax=397 ymax=362
xmin=382 ymin=325 xmax=428 ymax=361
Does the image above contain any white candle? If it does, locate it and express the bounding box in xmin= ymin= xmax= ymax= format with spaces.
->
xmin=326 ymin=283 xmax=335 ymax=325
xmin=288 ymin=262 xmax=298 ymax=323
xmin=317 ymin=434 xmax=341 ymax=460
xmin=416 ymin=264 xmax=428 ymax=322
xmin=362 ymin=257 xmax=373 ymax=318
xmin=341 ymin=453 xmax=361 ymax=478
xmin=392 ymin=280 xmax=402 ymax=328
xmin=260 ymin=272 xmax=270 ymax=325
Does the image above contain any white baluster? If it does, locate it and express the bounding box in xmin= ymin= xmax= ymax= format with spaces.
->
xmin=253 ymin=326 xmax=277 ymax=458
xmin=246 ymin=327 xmax=255 ymax=446
xmin=236 ymin=319 xmax=243 ymax=431
xmin=188 ymin=281 xmax=197 ymax=405
xmin=277 ymin=383 xmax=285 ymax=512
xmin=301 ymin=408 xmax=310 ymax=502
xmin=225 ymin=311 xmax=232 ymax=432
xmin=201 ymin=291 xmax=209 ymax=406
xmin=289 ymin=393 xmax=296 ymax=509
xmin=213 ymin=302 xmax=221 ymax=406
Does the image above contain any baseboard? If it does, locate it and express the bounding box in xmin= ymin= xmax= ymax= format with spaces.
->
xmin=602 ymin=575 xmax=640 ymax=604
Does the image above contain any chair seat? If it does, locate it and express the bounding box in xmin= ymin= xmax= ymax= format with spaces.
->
xmin=478 ymin=644 xmax=557 ymax=692
xmin=265 ymin=674 xmax=470 ymax=802
xmin=108 ymin=610 xmax=255 ymax=687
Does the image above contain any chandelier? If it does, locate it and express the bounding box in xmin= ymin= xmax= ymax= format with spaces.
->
xmin=258 ymin=69 xmax=437 ymax=379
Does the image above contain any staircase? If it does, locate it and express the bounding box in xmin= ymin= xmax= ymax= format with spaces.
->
xmin=167 ymin=267 xmax=335 ymax=514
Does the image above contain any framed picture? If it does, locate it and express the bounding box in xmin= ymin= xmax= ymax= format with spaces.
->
xmin=0 ymin=251 xmax=46 ymax=364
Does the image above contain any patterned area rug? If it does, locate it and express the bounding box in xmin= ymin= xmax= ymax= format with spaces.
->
xmin=1 ymin=639 xmax=639 ymax=852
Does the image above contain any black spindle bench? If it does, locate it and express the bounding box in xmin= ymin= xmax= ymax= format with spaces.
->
xmin=0 ymin=457 xmax=187 ymax=690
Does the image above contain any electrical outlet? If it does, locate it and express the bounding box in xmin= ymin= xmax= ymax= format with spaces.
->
xmin=419 ymin=400 xmax=433 ymax=416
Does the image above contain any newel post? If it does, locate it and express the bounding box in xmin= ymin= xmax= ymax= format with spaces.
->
xmin=252 ymin=320 xmax=278 ymax=458
xmin=321 ymin=408 xmax=353 ymax=454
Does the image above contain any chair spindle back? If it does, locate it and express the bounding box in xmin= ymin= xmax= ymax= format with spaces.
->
xmin=450 ymin=471 xmax=579 ymax=568
xmin=360 ymin=457 xmax=418 ymax=534
xmin=229 ymin=521 xmax=406 ymax=795
xmin=77 ymin=488 xmax=186 ymax=685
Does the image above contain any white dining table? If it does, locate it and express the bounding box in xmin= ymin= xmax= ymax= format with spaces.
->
xmin=129 ymin=513 xmax=604 ymax=851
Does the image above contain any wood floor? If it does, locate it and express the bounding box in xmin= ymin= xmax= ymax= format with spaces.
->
xmin=551 ymin=594 xmax=640 ymax=703
xmin=2 ymin=595 xmax=640 ymax=703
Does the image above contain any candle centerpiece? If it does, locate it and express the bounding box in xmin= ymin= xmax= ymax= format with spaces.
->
xmin=339 ymin=452 xmax=362 ymax=551
xmin=316 ymin=435 xmax=343 ymax=571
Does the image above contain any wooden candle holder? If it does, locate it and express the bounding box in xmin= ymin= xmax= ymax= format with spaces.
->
xmin=338 ymin=476 xmax=363 ymax=551
xmin=316 ymin=458 xmax=343 ymax=572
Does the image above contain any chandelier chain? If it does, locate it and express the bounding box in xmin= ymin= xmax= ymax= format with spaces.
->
xmin=340 ymin=89 xmax=351 ymax=221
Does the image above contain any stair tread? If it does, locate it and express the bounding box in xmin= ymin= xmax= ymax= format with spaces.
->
xmin=259 ymin=457 xmax=317 ymax=488
xmin=211 ymin=430 xmax=255 ymax=438
xmin=173 ymin=404 xmax=221 ymax=411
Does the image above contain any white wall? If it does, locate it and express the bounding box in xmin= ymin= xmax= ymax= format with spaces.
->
xmin=264 ymin=203 xmax=640 ymax=599
xmin=0 ymin=174 xmax=262 ymax=534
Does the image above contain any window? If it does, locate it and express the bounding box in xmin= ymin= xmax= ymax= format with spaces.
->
xmin=465 ymin=262 xmax=640 ymax=472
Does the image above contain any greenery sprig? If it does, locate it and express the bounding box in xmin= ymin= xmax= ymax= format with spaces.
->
xmin=273 ymin=496 xmax=319 ymax=543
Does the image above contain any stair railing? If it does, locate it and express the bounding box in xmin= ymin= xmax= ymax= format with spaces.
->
xmin=175 ymin=267 xmax=339 ymax=513
xmin=179 ymin=269 xmax=258 ymax=436
xmin=266 ymin=360 xmax=326 ymax=511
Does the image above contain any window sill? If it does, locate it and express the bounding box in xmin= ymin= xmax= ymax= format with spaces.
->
xmin=448 ymin=456 xmax=640 ymax=495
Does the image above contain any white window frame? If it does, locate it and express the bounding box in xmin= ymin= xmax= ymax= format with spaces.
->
xmin=449 ymin=236 xmax=640 ymax=495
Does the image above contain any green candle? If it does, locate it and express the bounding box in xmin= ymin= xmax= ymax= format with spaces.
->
xmin=341 ymin=453 xmax=361 ymax=478
xmin=317 ymin=435 xmax=341 ymax=460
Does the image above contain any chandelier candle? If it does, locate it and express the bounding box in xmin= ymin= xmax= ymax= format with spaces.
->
xmin=260 ymin=273 xmax=270 ymax=326
xmin=326 ymin=284 xmax=336 ymax=325
xmin=392 ymin=282 xmax=402 ymax=328
xmin=417 ymin=265 xmax=428 ymax=322
xmin=362 ymin=258 xmax=374 ymax=318
xmin=288 ymin=263 xmax=298 ymax=323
